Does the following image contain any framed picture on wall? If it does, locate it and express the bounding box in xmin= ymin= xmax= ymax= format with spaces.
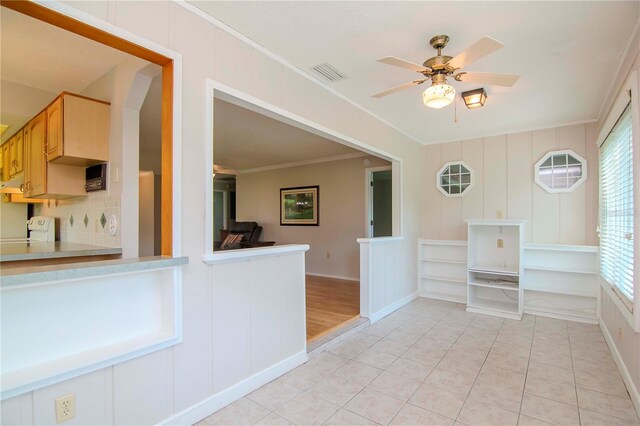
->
xmin=280 ymin=186 xmax=319 ymax=226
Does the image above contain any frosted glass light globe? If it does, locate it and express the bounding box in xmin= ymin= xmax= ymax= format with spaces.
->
xmin=422 ymin=83 xmax=456 ymax=109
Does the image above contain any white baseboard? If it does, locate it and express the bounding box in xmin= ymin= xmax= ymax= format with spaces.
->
xmin=161 ymin=350 xmax=308 ymax=425
xmin=369 ymin=292 xmax=418 ymax=324
xmin=600 ymin=321 xmax=640 ymax=417
xmin=419 ymin=291 xmax=466 ymax=305
xmin=306 ymin=272 xmax=359 ymax=282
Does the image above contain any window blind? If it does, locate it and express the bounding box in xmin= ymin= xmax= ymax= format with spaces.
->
xmin=600 ymin=103 xmax=634 ymax=306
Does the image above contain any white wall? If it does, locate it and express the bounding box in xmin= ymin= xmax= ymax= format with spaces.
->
xmin=423 ymin=123 xmax=599 ymax=246
xmin=1 ymin=1 xmax=425 ymax=424
xmin=236 ymin=156 xmax=390 ymax=280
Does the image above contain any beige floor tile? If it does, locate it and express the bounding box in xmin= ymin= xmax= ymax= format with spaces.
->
xmin=308 ymin=352 xmax=350 ymax=375
xmin=275 ymin=392 xmax=339 ymax=426
xmin=520 ymin=393 xmax=579 ymax=425
xmin=345 ymin=388 xmax=404 ymax=425
xmin=494 ymin=332 xmax=534 ymax=351
xmin=354 ymin=348 xmax=398 ymax=370
xmin=401 ymin=345 xmax=447 ymax=368
xmin=423 ymin=367 xmax=477 ymax=396
xmin=193 ymin=421 xmax=209 ymax=426
xmin=328 ymin=340 xmax=369 ymax=359
xmin=468 ymin=365 xmax=525 ymax=413
xmin=254 ymin=413 xmax=294 ymax=425
xmin=334 ymin=361 xmax=382 ymax=387
xmin=529 ymin=345 xmax=573 ymax=370
xmin=386 ymin=357 xmax=433 ymax=382
xmin=436 ymin=355 xmax=484 ymax=378
xmin=367 ymin=371 xmax=421 ymax=401
xmin=524 ymin=375 xmax=577 ymax=405
xmin=324 ymin=409 xmax=379 ymax=425
xmin=282 ymin=363 xmax=326 ymax=390
xmin=390 ymin=404 xmax=454 ymax=426
xmin=485 ymin=342 xmax=530 ymax=373
xmin=517 ymin=414 xmax=551 ymax=425
xmin=526 ymin=360 xmax=575 ymax=386
xmin=204 ymin=398 xmax=271 ymax=426
xmin=386 ymin=327 xmax=425 ymax=344
xmin=579 ymin=408 xmax=640 ymax=425
xmin=457 ymin=398 xmax=519 ymax=426
xmin=577 ymin=388 xmax=640 ymax=421
xmin=371 ymin=337 xmax=413 ymax=357
xmin=310 ymin=373 xmax=365 ymax=406
xmin=409 ymin=383 xmax=466 ymax=420
xmin=574 ymin=366 xmax=628 ymax=398
xmin=248 ymin=379 xmax=303 ymax=411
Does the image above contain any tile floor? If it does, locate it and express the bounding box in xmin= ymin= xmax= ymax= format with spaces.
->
xmin=196 ymin=298 xmax=640 ymax=426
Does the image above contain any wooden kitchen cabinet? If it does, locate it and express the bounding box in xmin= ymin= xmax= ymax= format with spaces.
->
xmin=1 ymin=143 xmax=9 ymax=182
xmin=24 ymin=111 xmax=85 ymax=199
xmin=9 ymin=129 xmax=24 ymax=177
xmin=24 ymin=112 xmax=47 ymax=198
xmin=46 ymin=93 xmax=110 ymax=166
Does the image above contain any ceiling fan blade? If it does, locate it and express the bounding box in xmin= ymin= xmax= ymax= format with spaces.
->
xmin=377 ymin=56 xmax=429 ymax=73
xmin=447 ymin=37 xmax=504 ymax=70
xmin=457 ymin=72 xmax=520 ymax=87
xmin=371 ymin=79 xmax=427 ymax=98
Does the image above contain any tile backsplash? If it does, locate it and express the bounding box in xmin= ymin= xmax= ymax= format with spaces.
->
xmin=34 ymin=192 xmax=121 ymax=247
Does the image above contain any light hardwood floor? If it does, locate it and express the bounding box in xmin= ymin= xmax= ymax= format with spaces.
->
xmin=306 ymin=275 xmax=360 ymax=342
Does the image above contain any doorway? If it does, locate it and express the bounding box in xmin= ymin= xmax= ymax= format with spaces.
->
xmin=367 ymin=166 xmax=393 ymax=238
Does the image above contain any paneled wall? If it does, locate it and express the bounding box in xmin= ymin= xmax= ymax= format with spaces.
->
xmin=1 ymin=1 xmax=424 ymax=424
xmin=423 ymin=123 xmax=599 ymax=245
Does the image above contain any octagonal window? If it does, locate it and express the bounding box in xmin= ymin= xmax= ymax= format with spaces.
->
xmin=437 ymin=161 xmax=474 ymax=197
xmin=535 ymin=150 xmax=587 ymax=193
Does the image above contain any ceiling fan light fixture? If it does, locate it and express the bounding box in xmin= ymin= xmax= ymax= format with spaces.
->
xmin=422 ymin=82 xmax=456 ymax=109
xmin=461 ymin=88 xmax=487 ymax=109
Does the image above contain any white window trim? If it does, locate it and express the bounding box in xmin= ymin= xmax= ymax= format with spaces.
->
xmin=597 ymin=70 xmax=640 ymax=332
xmin=534 ymin=150 xmax=588 ymax=193
xmin=436 ymin=161 xmax=474 ymax=198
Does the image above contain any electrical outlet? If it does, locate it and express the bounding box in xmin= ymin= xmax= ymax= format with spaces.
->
xmin=496 ymin=210 xmax=503 ymax=219
xmin=55 ymin=394 xmax=75 ymax=423
xmin=618 ymin=327 xmax=623 ymax=340
xmin=326 ymin=252 xmax=331 ymax=259
xmin=497 ymin=239 xmax=504 ymax=249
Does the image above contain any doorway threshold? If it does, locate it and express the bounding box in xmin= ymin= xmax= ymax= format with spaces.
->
xmin=307 ymin=315 xmax=369 ymax=358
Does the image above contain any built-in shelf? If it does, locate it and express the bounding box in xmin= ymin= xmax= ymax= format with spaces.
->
xmin=524 ymin=265 xmax=598 ymax=275
xmin=419 ymin=239 xmax=467 ymax=246
xmin=421 ymin=258 xmax=467 ymax=264
xmin=469 ymin=278 xmax=519 ymax=291
xmin=467 ymin=298 xmax=520 ymax=317
xmin=419 ymin=240 xmax=468 ymax=304
xmin=469 ymin=264 xmax=519 ymax=276
xmin=421 ymin=275 xmax=466 ymax=284
xmin=467 ymin=219 xmax=525 ymax=320
xmin=419 ymin=235 xmax=600 ymax=323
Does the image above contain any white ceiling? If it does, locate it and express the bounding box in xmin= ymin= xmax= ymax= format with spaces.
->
xmin=191 ymin=1 xmax=639 ymax=145
xmin=214 ymin=98 xmax=361 ymax=171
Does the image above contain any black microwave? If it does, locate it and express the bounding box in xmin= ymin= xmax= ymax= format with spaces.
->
xmin=85 ymin=163 xmax=107 ymax=192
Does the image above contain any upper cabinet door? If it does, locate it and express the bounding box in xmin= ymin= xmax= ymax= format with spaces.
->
xmin=27 ymin=112 xmax=47 ymax=197
xmin=46 ymin=97 xmax=63 ymax=161
xmin=8 ymin=130 xmax=24 ymax=177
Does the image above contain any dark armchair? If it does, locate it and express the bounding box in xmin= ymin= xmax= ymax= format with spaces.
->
xmin=215 ymin=220 xmax=274 ymax=250
xmin=219 ymin=221 xmax=263 ymax=249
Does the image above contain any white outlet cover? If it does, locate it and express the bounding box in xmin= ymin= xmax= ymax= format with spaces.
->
xmin=109 ymin=215 xmax=118 ymax=236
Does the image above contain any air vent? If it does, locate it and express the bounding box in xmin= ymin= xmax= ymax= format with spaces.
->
xmin=311 ymin=63 xmax=346 ymax=83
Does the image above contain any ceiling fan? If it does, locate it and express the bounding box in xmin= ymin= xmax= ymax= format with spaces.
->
xmin=373 ymin=35 xmax=520 ymax=109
